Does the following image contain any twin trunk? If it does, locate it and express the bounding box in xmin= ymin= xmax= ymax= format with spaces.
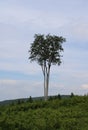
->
xmin=42 ymin=61 xmax=51 ymax=100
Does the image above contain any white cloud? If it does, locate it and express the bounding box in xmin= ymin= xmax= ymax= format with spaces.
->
xmin=0 ymin=80 xmax=44 ymax=101
xmin=0 ymin=79 xmax=17 ymax=86
xmin=71 ymin=22 xmax=88 ymax=41
xmin=81 ymin=84 xmax=88 ymax=89
xmin=0 ymin=0 xmax=69 ymax=31
xmin=0 ymin=3 xmax=38 ymax=24
xmin=63 ymin=20 xmax=88 ymax=42
xmin=0 ymin=78 xmax=87 ymax=101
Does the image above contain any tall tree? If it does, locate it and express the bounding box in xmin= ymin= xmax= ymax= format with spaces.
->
xmin=29 ymin=34 xmax=66 ymax=100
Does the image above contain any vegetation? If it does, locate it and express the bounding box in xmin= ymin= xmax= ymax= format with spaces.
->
xmin=29 ymin=34 xmax=66 ymax=100
xmin=0 ymin=95 xmax=88 ymax=130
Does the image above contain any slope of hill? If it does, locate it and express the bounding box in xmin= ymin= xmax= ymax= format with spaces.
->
xmin=0 ymin=95 xmax=88 ymax=130
xmin=0 ymin=95 xmax=69 ymax=105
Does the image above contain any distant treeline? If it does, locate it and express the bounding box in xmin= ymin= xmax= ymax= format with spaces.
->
xmin=0 ymin=93 xmax=75 ymax=105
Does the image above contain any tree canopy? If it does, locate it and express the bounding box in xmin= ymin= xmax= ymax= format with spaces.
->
xmin=29 ymin=34 xmax=66 ymax=66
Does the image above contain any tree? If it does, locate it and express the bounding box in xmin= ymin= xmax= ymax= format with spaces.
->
xmin=29 ymin=34 xmax=66 ymax=100
xmin=70 ymin=92 xmax=74 ymax=98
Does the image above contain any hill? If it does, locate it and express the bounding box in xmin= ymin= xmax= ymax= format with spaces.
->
xmin=0 ymin=95 xmax=88 ymax=130
xmin=0 ymin=95 xmax=70 ymax=105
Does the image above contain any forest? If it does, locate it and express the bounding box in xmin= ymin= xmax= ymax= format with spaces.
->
xmin=0 ymin=95 xmax=88 ymax=130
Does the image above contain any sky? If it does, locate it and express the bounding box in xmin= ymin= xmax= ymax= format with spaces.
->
xmin=0 ymin=0 xmax=88 ymax=101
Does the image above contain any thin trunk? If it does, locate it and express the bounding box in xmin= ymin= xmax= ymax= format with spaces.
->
xmin=41 ymin=61 xmax=51 ymax=100
xmin=45 ymin=64 xmax=51 ymax=100
xmin=43 ymin=63 xmax=45 ymax=98
xmin=44 ymin=61 xmax=46 ymax=98
xmin=45 ymin=62 xmax=47 ymax=100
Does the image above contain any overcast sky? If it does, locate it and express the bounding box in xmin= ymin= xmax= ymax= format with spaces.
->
xmin=0 ymin=0 xmax=88 ymax=101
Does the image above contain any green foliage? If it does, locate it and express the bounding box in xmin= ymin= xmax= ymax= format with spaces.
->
xmin=0 ymin=95 xmax=88 ymax=130
xmin=29 ymin=34 xmax=66 ymax=65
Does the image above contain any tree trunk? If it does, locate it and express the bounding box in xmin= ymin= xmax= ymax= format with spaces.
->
xmin=41 ymin=62 xmax=51 ymax=100
xmin=44 ymin=72 xmax=46 ymax=98
xmin=44 ymin=64 xmax=50 ymax=100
